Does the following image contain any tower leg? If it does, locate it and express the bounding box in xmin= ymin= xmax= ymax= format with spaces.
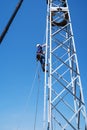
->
xmin=45 ymin=0 xmax=87 ymax=129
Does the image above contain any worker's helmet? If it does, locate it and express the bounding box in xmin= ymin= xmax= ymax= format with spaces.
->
xmin=36 ymin=44 xmax=40 ymax=47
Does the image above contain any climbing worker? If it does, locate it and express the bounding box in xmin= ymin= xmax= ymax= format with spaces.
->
xmin=36 ymin=44 xmax=46 ymax=72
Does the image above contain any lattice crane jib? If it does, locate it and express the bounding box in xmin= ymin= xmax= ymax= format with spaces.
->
xmin=44 ymin=0 xmax=87 ymax=130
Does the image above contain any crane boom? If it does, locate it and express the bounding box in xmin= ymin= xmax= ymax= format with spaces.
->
xmin=0 ymin=0 xmax=23 ymax=44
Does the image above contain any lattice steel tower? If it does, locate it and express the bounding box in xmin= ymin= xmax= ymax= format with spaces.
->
xmin=43 ymin=0 xmax=87 ymax=130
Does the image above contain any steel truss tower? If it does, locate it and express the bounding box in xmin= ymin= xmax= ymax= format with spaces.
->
xmin=44 ymin=0 xmax=87 ymax=130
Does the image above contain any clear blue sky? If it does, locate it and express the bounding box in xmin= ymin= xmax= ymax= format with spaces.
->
xmin=0 ymin=0 xmax=87 ymax=130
